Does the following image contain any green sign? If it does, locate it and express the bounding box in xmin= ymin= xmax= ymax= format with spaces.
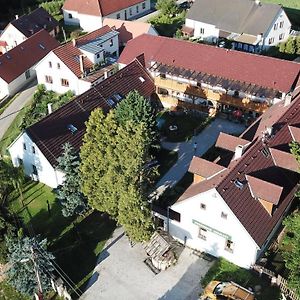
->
xmin=192 ymin=219 xmax=231 ymax=240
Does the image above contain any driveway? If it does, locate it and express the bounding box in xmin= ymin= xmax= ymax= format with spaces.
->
xmin=0 ymin=80 xmax=37 ymax=140
xmin=81 ymin=227 xmax=213 ymax=300
xmin=155 ymin=118 xmax=245 ymax=196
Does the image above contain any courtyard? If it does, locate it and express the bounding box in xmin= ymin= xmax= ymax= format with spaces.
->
xmin=81 ymin=227 xmax=213 ymax=300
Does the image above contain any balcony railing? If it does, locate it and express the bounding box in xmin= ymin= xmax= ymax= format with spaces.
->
xmin=154 ymin=77 xmax=269 ymax=113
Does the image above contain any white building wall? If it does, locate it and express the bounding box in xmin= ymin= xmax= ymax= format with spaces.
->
xmin=0 ymin=78 xmax=9 ymax=99
xmin=8 ymin=132 xmax=64 ymax=188
xmin=0 ymin=24 xmax=27 ymax=51
xmin=263 ymin=9 xmax=291 ymax=48
xmin=36 ymin=52 xmax=85 ymax=95
xmin=185 ymin=18 xmax=219 ymax=41
xmin=169 ymin=188 xmax=259 ymax=268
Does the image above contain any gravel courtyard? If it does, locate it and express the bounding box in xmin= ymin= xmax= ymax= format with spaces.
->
xmin=81 ymin=227 xmax=213 ymax=300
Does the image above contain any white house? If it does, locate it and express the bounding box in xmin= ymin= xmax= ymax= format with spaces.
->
xmin=8 ymin=57 xmax=155 ymax=188
xmin=166 ymin=94 xmax=300 ymax=268
xmin=62 ymin=0 xmax=151 ymax=32
xmin=35 ymin=26 xmax=119 ymax=95
xmin=0 ymin=7 xmax=59 ymax=54
xmin=0 ymin=29 xmax=59 ymax=100
xmin=183 ymin=0 xmax=291 ymax=52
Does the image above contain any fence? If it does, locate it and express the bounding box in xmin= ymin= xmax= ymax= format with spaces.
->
xmin=251 ymin=265 xmax=300 ymax=300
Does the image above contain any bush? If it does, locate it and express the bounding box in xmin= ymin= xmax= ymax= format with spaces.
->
xmin=39 ymin=0 xmax=64 ymax=17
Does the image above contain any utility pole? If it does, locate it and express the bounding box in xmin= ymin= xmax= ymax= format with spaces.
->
xmin=31 ymin=247 xmax=44 ymax=300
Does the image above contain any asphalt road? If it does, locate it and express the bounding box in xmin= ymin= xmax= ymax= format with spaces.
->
xmin=0 ymin=80 xmax=37 ymax=141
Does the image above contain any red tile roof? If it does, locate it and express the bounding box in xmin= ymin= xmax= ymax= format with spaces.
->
xmin=289 ymin=125 xmax=300 ymax=142
xmin=270 ymin=148 xmax=299 ymax=173
xmin=53 ymin=26 xmax=113 ymax=78
xmin=103 ymin=19 xmax=156 ymax=45
xmin=25 ymin=58 xmax=155 ymax=166
xmin=63 ymin=0 xmax=145 ymax=17
xmin=0 ymin=30 xmax=59 ymax=83
xmin=10 ymin=7 xmax=59 ymax=38
xmin=177 ymin=93 xmax=300 ymax=246
xmin=119 ymin=34 xmax=300 ymax=93
xmin=246 ymin=175 xmax=283 ymax=205
xmin=215 ymin=132 xmax=250 ymax=152
xmin=189 ymin=156 xmax=225 ymax=178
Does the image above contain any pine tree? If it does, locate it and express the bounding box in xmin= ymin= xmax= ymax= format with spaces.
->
xmin=56 ymin=143 xmax=88 ymax=217
xmin=5 ymin=233 xmax=55 ymax=296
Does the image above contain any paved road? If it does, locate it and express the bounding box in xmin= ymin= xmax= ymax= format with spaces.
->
xmin=0 ymin=80 xmax=37 ymax=140
xmin=155 ymin=118 xmax=245 ymax=196
xmin=81 ymin=227 xmax=213 ymax=300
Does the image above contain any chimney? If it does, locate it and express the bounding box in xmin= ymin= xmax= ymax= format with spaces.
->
xmin=104 ymin=70 xmax=108 ymax=79
xmin=284 ymin=92 xmax=292 ymax=107
xmin=72 ymin=39 xmax=76 ymax=47
xmin=47 ymin=103 xmax=52 ymax=115
xmin=79 ymin=55 xmax=84 ymax=75
xmin=15 ymin=15 xmax=19 ymax=19
xmin=234 ymin=145 xmax=244 ymax=160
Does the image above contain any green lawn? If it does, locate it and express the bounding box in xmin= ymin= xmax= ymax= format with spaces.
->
xmin=261 ymin=0 xmax=300 ymax=29
xmin=0 ymin=103 xmax=31 ymax=156
xmin=202 ymin=258 xmax=280 ymax=300
xmin=8 ymin=181 xmax=115 ymax=296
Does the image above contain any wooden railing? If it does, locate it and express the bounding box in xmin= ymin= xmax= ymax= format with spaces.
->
xmin=154 ymin=77 xmax=269 ymax=113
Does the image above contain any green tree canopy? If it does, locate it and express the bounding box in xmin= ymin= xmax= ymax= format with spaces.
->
xmin=55 ymin=143 xmax=88 ymax=217
xmin=6 ymin=234 xmax=55 ymax=296
xmin=155 ymin=0 xmax=179 ymax=16
xmin=80 ymin=108 xmax=155 ymax=241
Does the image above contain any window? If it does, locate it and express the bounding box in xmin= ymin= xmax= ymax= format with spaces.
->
xmin=110 ymin=39 xmax=113 ymax=47
xmin=225 ymin=240 xmax=234 ymax=253
xmin=32 ymin=146 xmax=36 ymax=154
xmin=221 ymin=212 xmax=228 ymax=219
xmin=96 ymin=53 xmax=100 ymax=59
xmin=48 ymin=61 xmax=52 ymax=68
xmin=18 ymin=158 xmax=23 ymax=166
xmin=61 ymin=78 xmax=69 ymax=87
xmin=142 ymin=2 xmax=146 ymax=9
xmin=25 ymin=70 xmax=30 ymax=79
xmin=68 ymin=13 xmax=73 ymax=19
xmin=116 ymin=13 xmax=120 ymax=19
xmin=273 ymin=23 xmax=278 ymax=30
xmin=268 ymin=37 xmax=274 ymax=44
xmin=23 ymin=143 xmax=26 ymax=151
xmin=45 ymin=75 xmax=53 ymax=84
xmin=279 ymin=33 xmax=284 ymax=40
xmin=32 ymin=165 xmax=38 ymax=175
xmin=136 ymin=5 xmax=139 ymax=13
xmin=198 ymin=227 xmax=207 ymax=240
xmin=57 ymin=63 xmax=60 ymax=69
xmin=129 ymin=8 xmax=132 ymax=15
xmin=200 ymin=203 xmax=206 ymax=210
xmin=200 ymin=28 xmax=205 ymax=34
xmin=279 ymin=21 xmax=284 ymax=28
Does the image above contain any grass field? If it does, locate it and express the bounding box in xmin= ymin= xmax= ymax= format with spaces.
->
xmin=8 ymin=181 xmax=115 ymax=297
xmin=261 ymin=0 xmax=300 ymax=29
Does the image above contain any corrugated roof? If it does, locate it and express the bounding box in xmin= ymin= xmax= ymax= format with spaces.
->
xmin=0 ymin=30 xmax=59 ymax=83
xmin=119 ymin=34 xmax=300 ymax=93
xmin=26 ymin=58 xmax=155 ymax=166
xmin=63 ymin=0 xmax=145 ymax=17
xmin=10 ymin=7 xmax=59 ymax=37
xmin=186 ymin=0 xmax=282 ymax=36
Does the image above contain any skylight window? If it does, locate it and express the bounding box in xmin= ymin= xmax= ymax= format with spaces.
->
xmin=139 ymin=76 xmax=145 ymax=83
xmin=234 ymin=179 xmax=244 ymax=189
xmin=112 ymin=93 xmax=123 ymax=102
xmin=39 ymin=44 xmax=45 ymax=50
xmin=261 ymin=147 xmax=270 ymax=158
xmin=107 ymin=98 xmax=115 ymax=107
xmin=67 ymin=124 xmax=78 ymax=134
xmin=6 ymin=54 xmax=11 ymax=59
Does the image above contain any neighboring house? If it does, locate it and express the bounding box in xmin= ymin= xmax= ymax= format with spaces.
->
xmin=63 ymin=0 xmax=151 ymax=32
xmin=8 ymin=57 xmax=155 ymax=188
xmin=183 ymin=0 xmax=291 ymax=52
xmin=119 ymin=34 xmax=300 ymax=117
xmin=0 ymin=30 xmax=59 ymax=99
xmin=0 ymin=7 xmax=59 ymax=54
xmin=103 ymin=18 xmax=158 ymax=46
xmin=35 ymin=26 xmax=119 ymax=95
xmin=167 ymin=92 xmax=300 ymax=268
